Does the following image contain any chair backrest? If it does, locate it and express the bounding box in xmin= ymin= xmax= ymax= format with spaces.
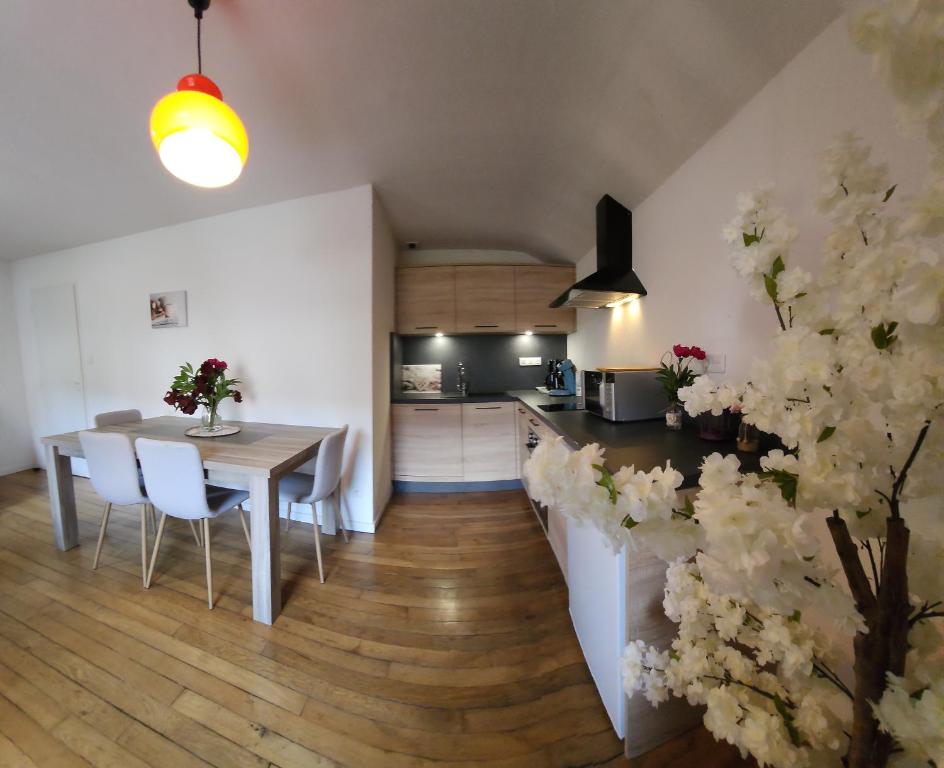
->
xmin=135 ymin=438 xmax=210 ymax=520
xmin=308 ymin=425 xmax=348 ymax=503
xmin=79 ymin=431 xmax=147 ymax=506
xmin=94 ymin=409 xmax=143 ymax=428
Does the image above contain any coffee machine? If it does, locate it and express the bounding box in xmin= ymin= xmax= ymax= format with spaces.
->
xmin=545 ymin=359 xmax=564 ymax=390
xmin=545 ymin=359 xmax=577 ymax=396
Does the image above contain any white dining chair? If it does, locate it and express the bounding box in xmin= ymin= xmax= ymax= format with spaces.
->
xmin=93 ymin=409 xmax=201 ymax=544
xmin=136 ymin=438 xmax=251 ymax=609
xmin=78 ymin=430 xmax=154 ymax=586
xmin=281 ymin=425 xmax=349 ymax=583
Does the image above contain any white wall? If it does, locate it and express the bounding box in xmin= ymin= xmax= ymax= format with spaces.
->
xmin=371 ymin=192 xmax=396 ymax=524
xmin=568 ymin=11 xmax=928 ymax=380
xmin=0 ymin=262 xmax=35 ymax=475
xmin=12 ymin=185 xmax=393 ymax=531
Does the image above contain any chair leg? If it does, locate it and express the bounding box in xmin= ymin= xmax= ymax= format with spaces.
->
xmin=188 ymin=519 xmax=202 ymax=547
xmin=284 ymin=502 xmax=292 ymax=533
xmin=139 ymin=504 xmax=148 ymax=588
xmin=145 ymin=512 xmax=168 ymax=588
xmin=312 ymin=508 xmax=325 ymax=584
xmin=334 ymin=490 xmax=350 ymax=543
xmin=204 ymin=518 xmax=214 ymax=609
xmin=238 ymin=505 xmax=251 ymax=551
xmin=148 ymin=505 xmax=157 ymax=534
xmin=92 ymin=502 xmax=112 ymax=570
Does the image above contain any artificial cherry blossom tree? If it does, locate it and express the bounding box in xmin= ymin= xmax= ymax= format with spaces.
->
xmin=523 ymin=4 xmax=944 ymax=766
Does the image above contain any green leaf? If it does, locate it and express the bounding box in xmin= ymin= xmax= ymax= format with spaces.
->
xmin=883 ymin=184 xmax=897 ymax=203
xmin=788 ymin=610 xmax=802 ymax=623
xmin=818 ymin=328 xmax=835 ymax=336
xmin=621 ymin=515 xmax=639 ymax=530
xmin=856 ymin=509 xmax=871 ymax=519
xmin=683 ymin=496 xmax=695 ymax=518
xmin=771 ymin=255 xmax=785 ymax=277
xmin=817 ymin=426 xmax=836 ymax=443
xmin=773 ymin=694 xmax=802 ymax=747
xmin=759 ymin=469 xmax=798 ymax=505
xmin=593 ymin=464 xmax=619 ymax=505
xmin=743 ymin=231 xmax=761 ymax=247
xmin=871 ymin=321 xmax=899 ymax=350
xmin=764 ymin=273 xmax=779 ymax=303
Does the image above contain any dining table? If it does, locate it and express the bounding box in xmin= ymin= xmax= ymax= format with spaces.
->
xmin=41 ymin=416 xmax=336 ymax=625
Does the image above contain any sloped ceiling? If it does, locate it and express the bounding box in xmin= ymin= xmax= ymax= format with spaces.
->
xmin=0 ymin=0 xmax=841 ymax=262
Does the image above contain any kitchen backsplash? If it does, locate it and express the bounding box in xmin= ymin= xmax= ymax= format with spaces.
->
xmin=391 ymin=334 xmax=568 ymax=395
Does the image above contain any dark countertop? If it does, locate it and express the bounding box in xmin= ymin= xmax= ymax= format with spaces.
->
xmin=507 ymin=389 xmax=763 ymax=488
xmin=392 ymin=388 xmax=763 ymax=487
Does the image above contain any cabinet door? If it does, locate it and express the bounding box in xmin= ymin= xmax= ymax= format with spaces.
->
xmin=455 ymin=266 xmax=516 ymax=333
xmin=514 ymin=265 xmax=576 ymax=334
xmin=396 ymin=266 xmax=456 ymax=335
xmin=515 ymin=404 xmax=531 ymax=479
xmin=392 ymin=404 xmax=463 ymax=480
xmin=461 ymin=402 xmax=517 ymax=481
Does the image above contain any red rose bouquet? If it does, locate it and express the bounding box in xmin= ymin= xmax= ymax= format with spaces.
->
xmin=656 ymin=344 xmax=706 ymax=405
xmin=164 ymin=358 xmax=242 ymax=430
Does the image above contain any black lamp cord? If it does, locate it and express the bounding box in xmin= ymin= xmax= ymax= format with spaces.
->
xmin=196 ymin=14 xmax=203 ymax=74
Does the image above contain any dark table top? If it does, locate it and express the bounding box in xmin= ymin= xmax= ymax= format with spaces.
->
xmin=391 ymin=388 xmax=764 ymax=488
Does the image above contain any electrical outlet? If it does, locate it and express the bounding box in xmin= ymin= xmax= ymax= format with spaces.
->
xmin=707 ymin=353 xmax=726 ymax=374
xmin=519 ymin=357 xmax=542 ymax=367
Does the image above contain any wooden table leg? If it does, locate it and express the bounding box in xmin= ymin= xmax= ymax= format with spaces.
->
xmin=249 ymin=475 xmax=281 ymax=624
xmin=45 ymin=444 xmax=78 ymax=551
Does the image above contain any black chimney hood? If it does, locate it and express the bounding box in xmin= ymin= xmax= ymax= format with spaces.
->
xmin=549 ymin=195 xmax=647 ymax=309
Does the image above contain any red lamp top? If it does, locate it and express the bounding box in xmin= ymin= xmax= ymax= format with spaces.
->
xmin=176 ymin=73 xmax=223 ymax=101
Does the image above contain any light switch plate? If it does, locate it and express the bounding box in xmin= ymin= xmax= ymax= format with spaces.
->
xmin=707 ymin=353 xmax=726 ymax=374
xmin=519 ymin=357 xmax=542 ymax=367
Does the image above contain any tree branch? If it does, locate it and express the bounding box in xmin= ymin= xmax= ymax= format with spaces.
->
xmin=889 ymin=421 xmax=932 ymax=518
xmin=828 ymin=515 xmax=876 ymax=613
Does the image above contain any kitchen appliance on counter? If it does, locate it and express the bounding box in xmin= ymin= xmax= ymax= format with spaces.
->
xmin=583 ymin=368 xmax=666 ymax=422
xmin=540 ymin=358 xmax=577 ymax=396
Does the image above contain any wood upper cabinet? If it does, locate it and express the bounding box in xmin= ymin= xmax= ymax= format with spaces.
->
xmin=455 ymin=266 xmax=516 ymax=333
xmin=513 ymin=265 xmax=576 ymax=334
xmin=396 ymin=266 xmax=456 ymax=335
xmin=392 ymin=404 xmax=463 ymax=480
xmin=461 ymin=402 xmax=517 ymax=481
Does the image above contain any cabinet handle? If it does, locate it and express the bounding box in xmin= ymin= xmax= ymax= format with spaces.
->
xmin=474 ymin=324 xmax=499 ymax=328
xmin=414 ymin=407 xmax=440 ymax=411
xmin=415 ymin=326 xmax=438 ymax=330
xmin=529 ymin=419 xmax=540 ymax=427
xmin=534 ymin=324 xmax=558 ymax=328
xmin=474 ymin=406 xmax=501 ymax=410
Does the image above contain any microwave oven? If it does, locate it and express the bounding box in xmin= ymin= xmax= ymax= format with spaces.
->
xmin=583 ymin=369 xmax=666 ymax=422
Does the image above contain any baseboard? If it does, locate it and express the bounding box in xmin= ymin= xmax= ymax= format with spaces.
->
xmin=393 ymin=479 xmax=524 ymax=493
xmin=0 ymin=462 xmax=37 ymax=477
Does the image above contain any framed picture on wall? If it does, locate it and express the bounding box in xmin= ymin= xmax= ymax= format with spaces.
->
xmin=150 ymin=290 xmax=188 ymax=328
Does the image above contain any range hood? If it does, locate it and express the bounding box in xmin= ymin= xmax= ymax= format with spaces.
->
xmin=549 ymin=195 xmax=647 ymax=309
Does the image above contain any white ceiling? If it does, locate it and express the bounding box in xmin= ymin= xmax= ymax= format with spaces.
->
xmin=0 ymin=0 xmax=841 ymax=262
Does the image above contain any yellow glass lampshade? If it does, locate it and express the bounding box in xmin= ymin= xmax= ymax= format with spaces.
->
xmin=150 ymin=75 xmax=248 ymax=188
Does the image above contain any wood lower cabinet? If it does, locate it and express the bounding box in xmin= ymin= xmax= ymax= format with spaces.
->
xmin=461 ymin=402 xmax=517 ymax=481
xmin=392 ymin=404 xmax=463 ymax=480
xmin=455 ymin=266 xmax=516 ymax=333
xmin=514 ymin=265 xmax=576 ymax=334
xmin=396 ymin=266 xmax=457 ymax=335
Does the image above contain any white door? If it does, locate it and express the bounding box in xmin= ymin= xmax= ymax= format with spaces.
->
xmin=30 ymin=283 xmax=87 ymax=472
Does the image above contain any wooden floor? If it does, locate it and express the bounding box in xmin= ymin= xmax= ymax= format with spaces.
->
xmin=0 ymin=469 xmax=751 ymax=767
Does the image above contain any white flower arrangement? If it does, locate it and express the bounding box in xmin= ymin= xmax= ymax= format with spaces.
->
xmin=522 ymin=3 xmax=944 ymax=767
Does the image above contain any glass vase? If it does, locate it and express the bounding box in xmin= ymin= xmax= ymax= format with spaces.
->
xmin=698 ymin=410 xmax=739 ymax=441
xmin=202 ymin=404 xmax=223 ymax=432
xmin=665 ymin=403 xmax=683 ymax=430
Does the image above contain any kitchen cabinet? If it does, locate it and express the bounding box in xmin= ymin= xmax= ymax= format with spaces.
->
xmin=515 ymin=404 xmax=532 ymax=478
xmin=392 ymin=403 xmax=463 ymax=480
xmin=395 ymin=266 xmax=457 ymax=335
xmin=461 ymin=402 xmax=517 ymax=481
xmin=455 ymin=266 xmax=516 ymax=333
xmin=394 ymin=264 xmax=576 ymax=336
xmin=514 ymin=265 xmax=576 ymax=334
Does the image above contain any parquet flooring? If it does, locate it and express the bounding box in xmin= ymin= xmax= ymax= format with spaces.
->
xmin=0 ymin=469 xmax=750 ymax=767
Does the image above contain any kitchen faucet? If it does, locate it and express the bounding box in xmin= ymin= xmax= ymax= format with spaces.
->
xmin=457 ymin=362 xmax=468 ymax=395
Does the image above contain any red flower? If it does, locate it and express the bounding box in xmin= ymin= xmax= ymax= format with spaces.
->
xmin=178 ymin=397 xmax=198 ymax=415
xmin=163 ymin=390 xmax=178 ymax=406
xmin=672 ymin=344 xmax=691 ymax=359
xmin=689 ymin=346 xmax=707 ymax=361
xmin=233 ymin=391 xmax=243 ymax=403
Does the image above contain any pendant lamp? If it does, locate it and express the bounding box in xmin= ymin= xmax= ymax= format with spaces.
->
xmin=150 ymin=0 xmax=248 ymax=188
